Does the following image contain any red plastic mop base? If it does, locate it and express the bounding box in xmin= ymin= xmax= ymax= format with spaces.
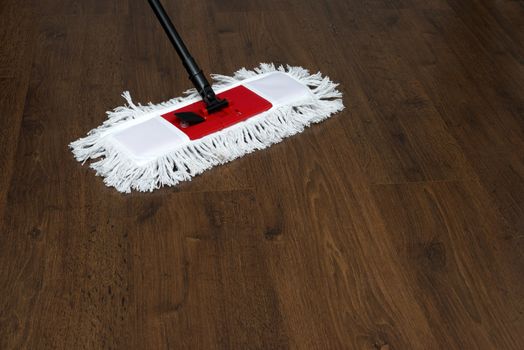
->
xmin=162 ymin=85 xmax=272 ymax=140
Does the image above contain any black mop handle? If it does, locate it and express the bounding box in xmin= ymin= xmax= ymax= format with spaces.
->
xmin=148 ymin=0 xmax=228 ymax=113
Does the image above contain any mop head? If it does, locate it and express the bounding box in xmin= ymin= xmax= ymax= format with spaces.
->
xmin=70 ymin=63 xmax=344 ymax=193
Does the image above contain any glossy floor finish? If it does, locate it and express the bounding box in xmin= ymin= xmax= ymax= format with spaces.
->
xmin=0 ymin=0 xmax=523 ymax=349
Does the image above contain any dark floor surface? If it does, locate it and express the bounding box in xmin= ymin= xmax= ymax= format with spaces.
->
xmin=1 ymin=0 xmax=523 ymax=348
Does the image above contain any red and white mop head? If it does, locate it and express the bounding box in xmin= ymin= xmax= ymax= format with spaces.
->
xmin=70 ymin=63 xmax=344 ymax=193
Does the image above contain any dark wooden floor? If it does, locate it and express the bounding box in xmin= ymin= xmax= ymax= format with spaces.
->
xmin=1 ymin=0 xmax=523 ymax=348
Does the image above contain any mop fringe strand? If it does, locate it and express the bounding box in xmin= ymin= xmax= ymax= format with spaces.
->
xmin=70 ymin=63 xmax=344 ymax=193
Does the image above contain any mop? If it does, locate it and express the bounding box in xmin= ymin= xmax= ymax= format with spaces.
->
xmin=70 ymin=0 xmax=344 ymax=193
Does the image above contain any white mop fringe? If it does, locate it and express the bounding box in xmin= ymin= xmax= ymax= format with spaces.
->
xmin=69 ymin=63 xmax=344 ymax=193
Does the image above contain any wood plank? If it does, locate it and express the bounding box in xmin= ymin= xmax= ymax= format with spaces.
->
xmin=372 ymin=180 xmax=524 ymax=348
xmin=127 ymin=190 xmax=288 ymax=349
xmin=0 ymin=1 xmax=35 ymax=223
xmin=470 ymin=151 xmax=524 ymax=234
xmin=397 ymin=7 xmax=524 ymax=156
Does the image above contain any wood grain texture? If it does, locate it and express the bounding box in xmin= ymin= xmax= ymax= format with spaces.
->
xmin=0 ymin=0 xmax=523 ymax=349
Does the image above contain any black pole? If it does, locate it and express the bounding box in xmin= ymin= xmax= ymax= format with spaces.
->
xmin=148 ymin=0 xmax=228 ymax=113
